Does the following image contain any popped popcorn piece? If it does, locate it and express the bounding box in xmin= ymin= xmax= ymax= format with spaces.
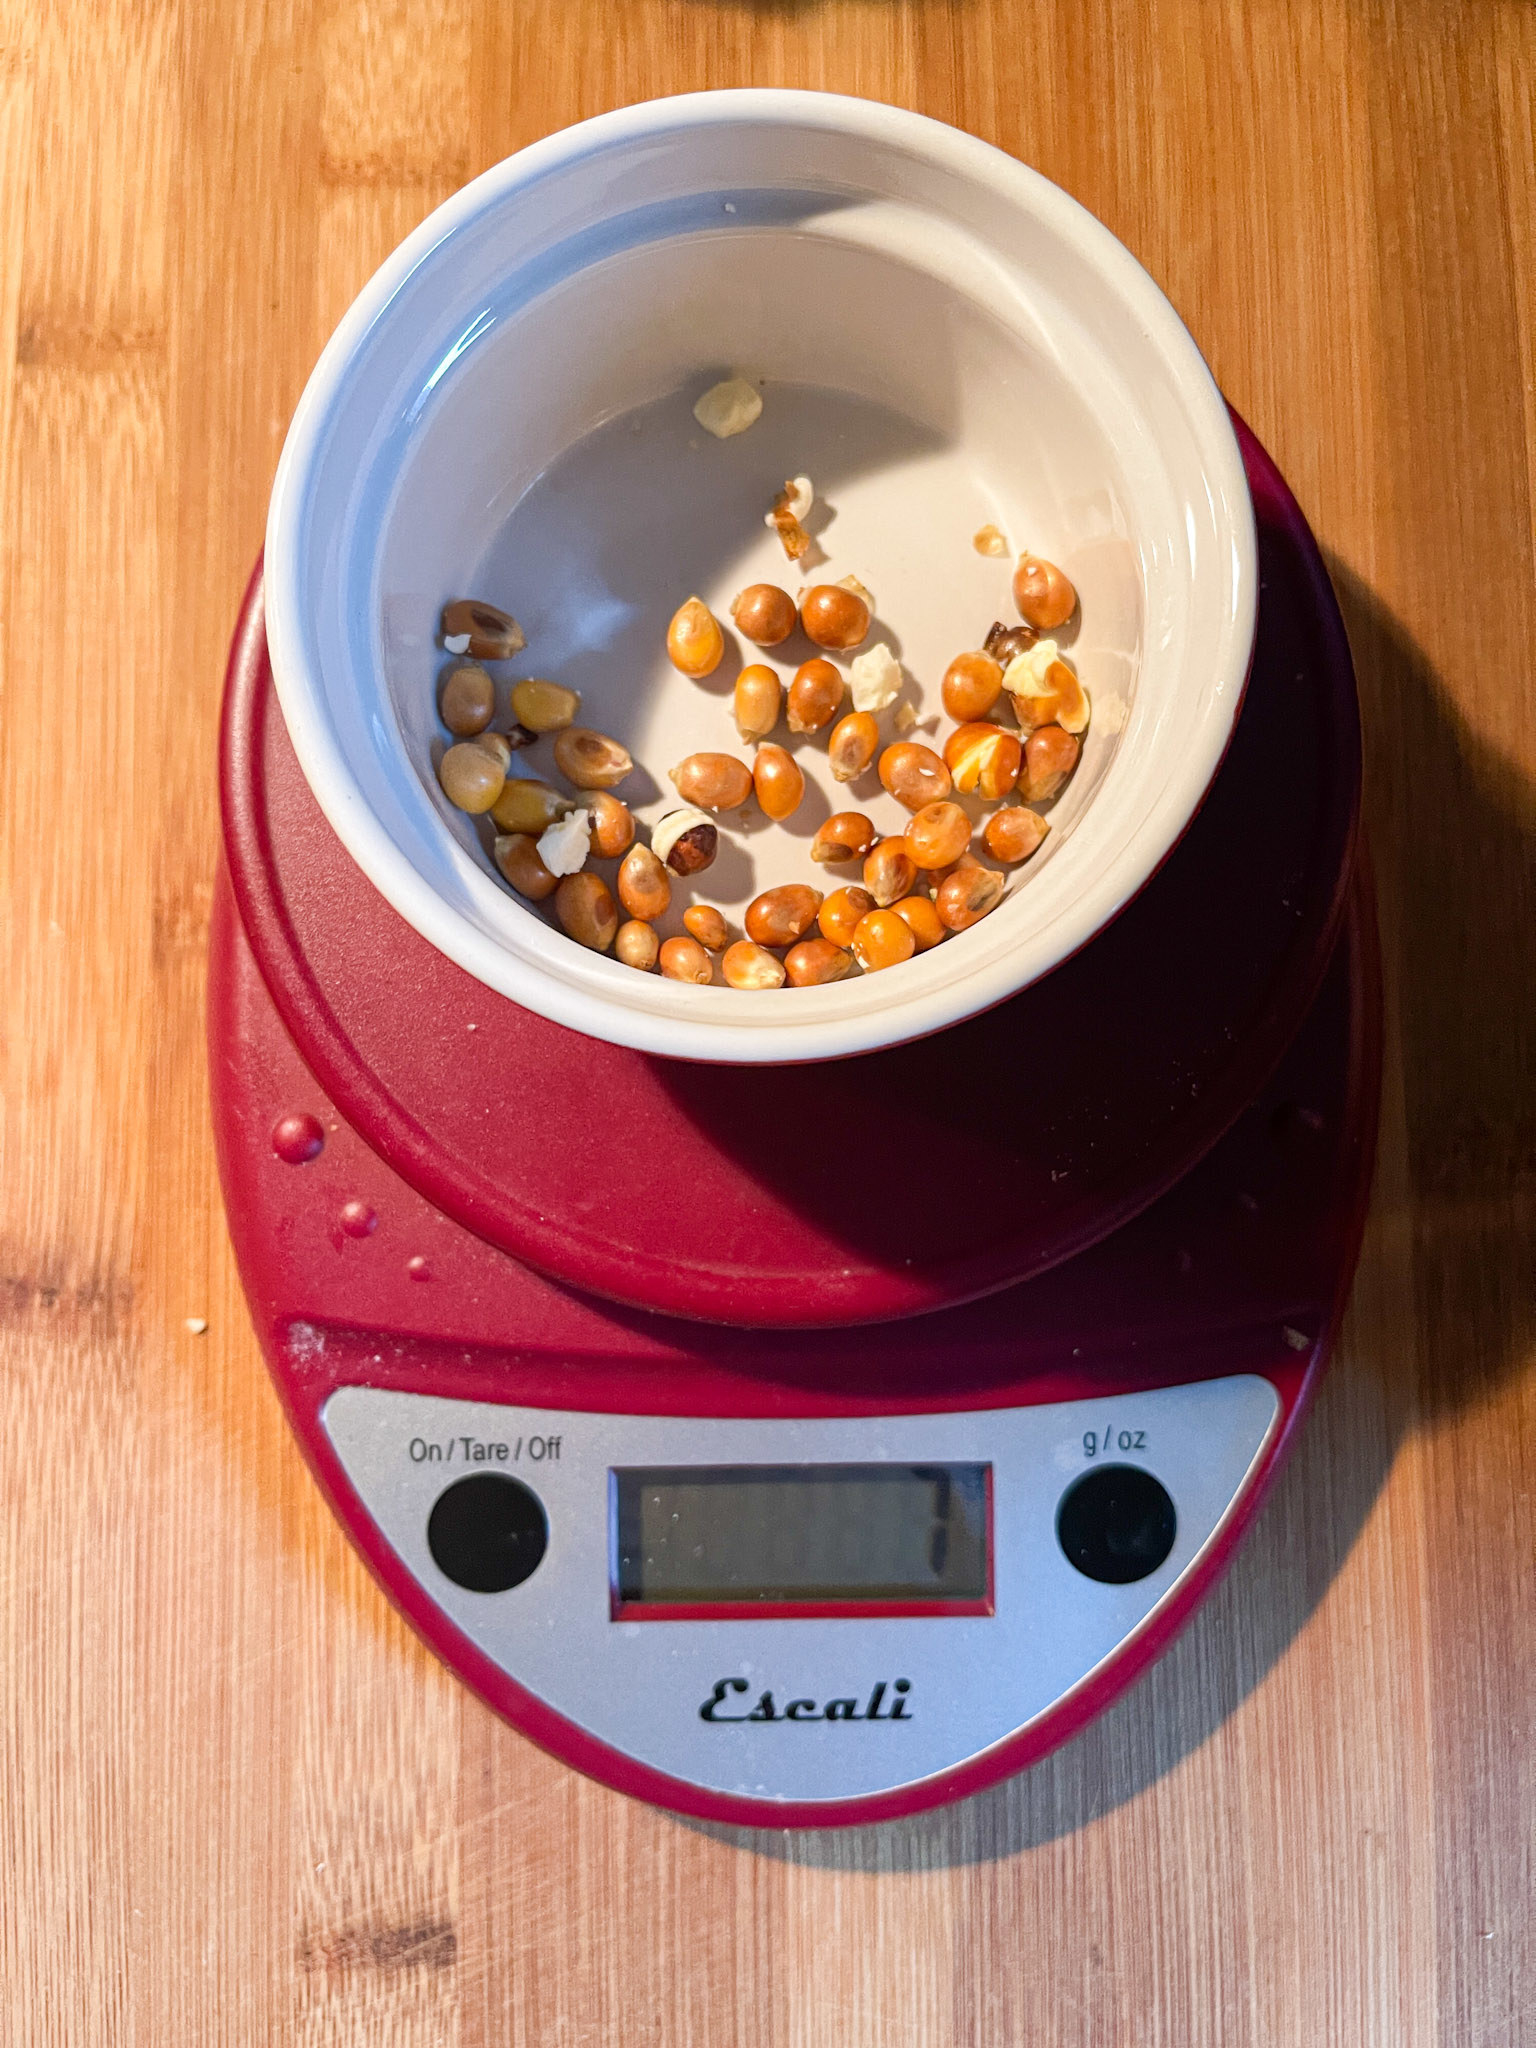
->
xmin=651 ymin=807 xmax=718 ymax=875
xmin=185 ymin=1316 xmax=208 ymax=1335
xmin=766 ymin=475 xmax=814 ymax=560
xmin=1001 ymin=638 xmax=1061 ymax=694
xmin=781 ymin=476 xmax=814 ymax=522
xmin=837 ymin=573 xmax=874 ymax=609
xmin=848 ymin=641 xmax=903 ymax=713
xmin=893 ymin=700 xmax=918 ymax=734
xmin=1002 ymin=639 xmax=1090 ymax=734
xmin=693 ymin=377 xmax=763 ymax=438
xmin=536 ymin=808 xmax=594 ymax=877
xmin=973 ymin=523 xmax=1008 ymax=557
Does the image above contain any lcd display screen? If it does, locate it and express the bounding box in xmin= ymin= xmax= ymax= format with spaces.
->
xmin=612 ymin=1463 xmax=990 ymax=1612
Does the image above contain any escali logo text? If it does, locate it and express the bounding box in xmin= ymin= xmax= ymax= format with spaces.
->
xmin=699 ymin=1678 xmax=912 ymax=1723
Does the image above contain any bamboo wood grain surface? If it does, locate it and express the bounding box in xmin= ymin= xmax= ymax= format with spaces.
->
xmin=2 ymin=1 xmax=1533 ymax=2042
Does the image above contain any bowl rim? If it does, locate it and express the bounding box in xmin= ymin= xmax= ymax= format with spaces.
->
xmin=265 ymin=87 xmax=1257 ymax=1064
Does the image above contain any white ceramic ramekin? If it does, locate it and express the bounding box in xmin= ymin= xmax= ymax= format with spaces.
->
xmin=265 ymin=90 xmax=1256 ymax=1064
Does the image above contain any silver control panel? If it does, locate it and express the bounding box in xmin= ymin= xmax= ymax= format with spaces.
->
xmin=323 ymin=1376 xmax=1278 ymax=1804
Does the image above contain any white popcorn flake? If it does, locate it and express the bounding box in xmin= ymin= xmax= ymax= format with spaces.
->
xmin=893 ymin=700 xmax=918 ymax=734
xmin=184 ymin=1316 xmax=208 ymax=1335
xmin=536 ymin=808 xmax=593 ymax=877
xmin=1001 ymin=638 xmax=1060 ymax=695
xmin=443 ymin=632 xmax=471 ymax=655
xmin=849 ymin=641 xmax=903 ymax=712
xmin=1004 ymin=637 xmax=1090 ymax=735
xmin=692 ymin=377 xmax=763 ymax=438
xmin=973 ymin=523 xmax=1008 ymax=557
xmin=837 ymin=573 xmax=874 ymax=608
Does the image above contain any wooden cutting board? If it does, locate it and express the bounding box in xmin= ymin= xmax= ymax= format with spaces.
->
xmin=1 ymin=1 xmax=1531 ymax=2041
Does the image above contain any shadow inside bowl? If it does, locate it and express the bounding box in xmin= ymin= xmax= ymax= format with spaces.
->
xmin=640 ymin=479 xmax=1357 ymax=1291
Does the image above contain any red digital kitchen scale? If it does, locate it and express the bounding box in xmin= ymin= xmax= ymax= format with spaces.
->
xmin=211 ymin=417 xmax=1379 ymax=1827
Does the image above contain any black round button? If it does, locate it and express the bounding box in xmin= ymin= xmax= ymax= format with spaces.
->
xmin=427 ymin=1474 xmax=548 ymax=1593
xmin=1056 ymin=1465 xmax=1177 ymax=1585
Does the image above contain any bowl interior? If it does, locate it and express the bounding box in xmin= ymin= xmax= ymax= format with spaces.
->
xmin=270 ymin=97 xmax=1253 ymax=1061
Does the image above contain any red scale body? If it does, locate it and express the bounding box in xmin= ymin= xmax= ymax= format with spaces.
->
xmin=212 ymin=417 xmax=1379 ymax=1826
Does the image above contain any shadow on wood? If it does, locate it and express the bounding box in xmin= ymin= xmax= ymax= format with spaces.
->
xmin=1335 ymin=559 xmax=1536 ymax=1425
xmin=686 ymin=564 xmax=1535 ymax=1864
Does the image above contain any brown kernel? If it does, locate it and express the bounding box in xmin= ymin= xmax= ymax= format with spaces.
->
xmin=745 ymin=884 xmax=822 ymax=948
xmin=722 ymin=939 xmax=787 ymax=990
xmin=617 ymin=843 xmax=672 ymax=921
xmin=819 ymin=886 xmax=876 ymax=947
xmin=983 ymin=620 xmax=1036 ymax=667
xmin=491 ymin=775 xmax=569 ymax=835
xmin=787 ymin=658 xmax=844 ymax=735
xmin=734 ymin=663 xmax=783 ymax=742
xmin=863 ymin=836 xmax=917 ymax=907
xmin=800 ymin=583 xmax=870 ymax=651
xmin=941 ymin=650 xmax=1004 ymax=723
xmin=852 ymin=907 xmax=917 ymax=972
xmin=438 ymin=742 xmax=505 ymax=813
xmin=493 ymin=832 xmax=558 ymax=901
xmin=684 ymin=904 xmax=729 ymax=951
xmin=659 ymin=934 xmax=713 ymax=984
xmin=615 ymin=919 xmax=659 ymax=971
xmin=892 ymin=895 xmax=946 ymax=951
xmin=587 ymin=790 xmax=635 ymax=858
xmin=510 ymin=677 xmax=580 ymax=732
xmin=730 ymin=583 xmax=796 ymax=648
xmin=828 ymin=710 xmax=879 ymax=783
xmin=984 ymin=806 xmax=1051 ymax=863
xmin=810 ymin=812 xmax=877 ymax=865
xmin=439 ymin=661 xmax=495 ymax=736
xmin=554 ymin=727 xmax=633 ymax=789
xmin=878 ymin=742 xmax=951 ymax=812
xmin=441 ymin=597 xmax=525 ymax=660
xmin=905 ymin=800 xmax=972 ymax=870
xmin=1019 ymin=724 xmax=1080 ymax=802
xmin=753 ymin=744 xmax=804 ymax=821
xmin=670 ymin=751 xmax=753 ymax=811
xmin=554 ymin=871 xmax=618 ymax=951
xmin=666 ymin=828 xmax=715 ymax=875
xmin=1012 ymin=554 xmax=1077 ymax=631
xmin=666 ymin=596 xmax=725 ymax=678
xmin=936 ymin=861 xmax=1006 ymax=931
xmin=785 ymin=937 xmax=855 ymax=987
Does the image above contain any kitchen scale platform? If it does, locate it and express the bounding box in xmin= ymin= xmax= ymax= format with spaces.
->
xmin=211 ymin=418 xmax=1379 ymax=1827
